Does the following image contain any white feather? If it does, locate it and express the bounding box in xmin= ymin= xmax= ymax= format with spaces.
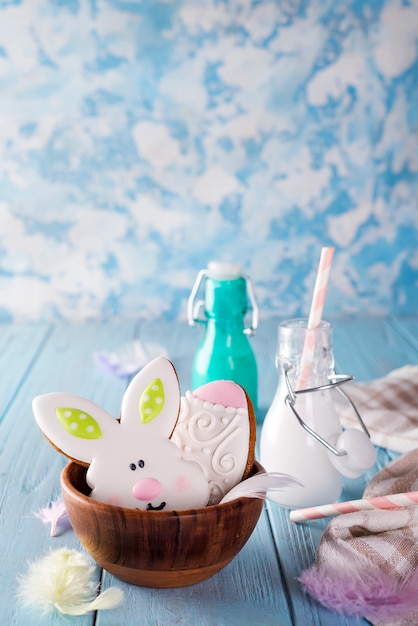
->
xmin=17 ymin=548 xmax=124 ymax=615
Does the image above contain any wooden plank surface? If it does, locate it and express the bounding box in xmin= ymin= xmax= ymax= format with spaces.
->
xmin=0 ymin=317 xmax=416 ymax=625
xmin=0 ymin=321 xmax=136 ymax=626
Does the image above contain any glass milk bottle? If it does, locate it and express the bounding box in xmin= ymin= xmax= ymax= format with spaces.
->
xmin=188 ymin=261 xmax=258 ymax=411
xmin=260 ymin=319 xmax=343 ymax=508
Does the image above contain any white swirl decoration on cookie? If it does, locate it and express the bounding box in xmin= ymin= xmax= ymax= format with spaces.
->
xmin=189 ymin=405 xmax=221 ymax=441
xmin=188 ymin=404 xmax=242 ymax=472
xmin=171 ymin=382 xmax=251 ymax=505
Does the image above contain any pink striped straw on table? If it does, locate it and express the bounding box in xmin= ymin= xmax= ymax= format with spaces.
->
xmin=290 ymin=491 xmax=418 ymax=523
xmin=297 ymin=246 xmax=335 ymax=390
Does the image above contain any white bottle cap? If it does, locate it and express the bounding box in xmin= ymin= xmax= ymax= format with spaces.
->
xmin=207 ymin=261 xmax=242 ymax=280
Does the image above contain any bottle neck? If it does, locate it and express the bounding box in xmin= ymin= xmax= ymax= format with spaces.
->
xmin=203 ymin=276 xmax=248 ymax=322
xmin=277 ymin=319 xmax=335 ymax=390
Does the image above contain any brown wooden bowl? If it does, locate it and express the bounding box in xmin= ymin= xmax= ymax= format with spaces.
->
xmin=61 ymin=460 xmax=265 ymax=588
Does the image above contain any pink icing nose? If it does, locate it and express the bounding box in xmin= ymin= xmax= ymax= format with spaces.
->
xmin=132 ymin=477 xmax=162 ymax=501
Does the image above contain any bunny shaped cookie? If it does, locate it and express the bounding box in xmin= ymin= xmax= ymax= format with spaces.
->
xmin=33 ymin=357 xmax=210 ymax=511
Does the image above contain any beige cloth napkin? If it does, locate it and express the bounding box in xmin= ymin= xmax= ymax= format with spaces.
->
xmin=337 ymin=365 xmax=418 ymax=453
xmin=299 ymin=446 xmax=418 ymax=625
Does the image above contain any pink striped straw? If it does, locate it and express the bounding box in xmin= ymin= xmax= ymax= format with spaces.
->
xmin=290 ymin=491 xmax=418 ymax=523
xmin=296 ymin=247 xmax=334 ymax=390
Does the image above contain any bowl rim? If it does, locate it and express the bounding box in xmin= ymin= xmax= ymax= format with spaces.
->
xmin=61 ymin=459 xmax=266 ymax=517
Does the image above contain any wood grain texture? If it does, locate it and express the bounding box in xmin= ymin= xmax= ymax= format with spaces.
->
xmin=0 ymin=321 xmax=136 ymax=626
xmin=61 ymin=461 xmax=264 ymax=588
xmin=0 ymin=317 xmax=416 ymax=625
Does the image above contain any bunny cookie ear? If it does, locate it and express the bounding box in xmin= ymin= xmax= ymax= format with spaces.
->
xmin=32 ymin=393 xmax=118 ymax=465
xmin=120 ymin=356 xmax=180 ymax=438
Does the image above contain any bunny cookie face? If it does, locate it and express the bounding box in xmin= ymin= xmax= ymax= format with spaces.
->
xmin=33 ymin=357 xmax=210 ymax=511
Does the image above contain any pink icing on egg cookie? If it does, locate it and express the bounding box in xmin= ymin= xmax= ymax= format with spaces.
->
xmin=171 ymin=381 xmax=256 ymax=505
xmin=192 ymin=380 xmax=247 ymax=409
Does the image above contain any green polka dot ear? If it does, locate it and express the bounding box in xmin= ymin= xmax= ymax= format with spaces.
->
xmin=55 ymin=408 xmax=102 ymax=440
xmin=139 ymin=378 xmax=165 ymax=424
xmin=32 ymin=357 xmax=210 ymax=511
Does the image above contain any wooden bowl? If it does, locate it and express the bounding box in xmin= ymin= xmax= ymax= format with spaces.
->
xmin=61 ymin=460 xmax=265 ymax=588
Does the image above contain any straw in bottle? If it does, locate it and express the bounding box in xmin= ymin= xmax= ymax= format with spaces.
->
xmin=296 ymin=246 xmax=334 ymax=390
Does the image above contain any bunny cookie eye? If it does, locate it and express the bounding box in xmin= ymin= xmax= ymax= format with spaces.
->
xmin=129 ymin=460 xmax=145 ymax=471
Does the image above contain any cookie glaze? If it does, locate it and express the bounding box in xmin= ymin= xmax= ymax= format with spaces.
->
xmin=172 ymin=380 xmax=253 ymax=505
xmin=33 ymin=357 xmax=210 ymax=511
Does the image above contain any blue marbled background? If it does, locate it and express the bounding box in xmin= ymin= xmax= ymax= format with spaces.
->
xmin=0 ymin=0 xmax=417 ymax=323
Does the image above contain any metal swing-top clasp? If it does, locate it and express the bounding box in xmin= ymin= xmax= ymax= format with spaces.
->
xmin=283 ymin=366 xmax=371 ymax=458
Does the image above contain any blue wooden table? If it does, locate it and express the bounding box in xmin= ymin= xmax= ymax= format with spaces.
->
xmin=1 ymin=316 xmax=417 ymax=625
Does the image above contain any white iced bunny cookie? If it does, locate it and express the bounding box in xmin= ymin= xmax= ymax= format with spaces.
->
xmin=172 ymin=381 xmax=256 ymax=505
xmin=32 ymin=357 xmax=210 ymax=511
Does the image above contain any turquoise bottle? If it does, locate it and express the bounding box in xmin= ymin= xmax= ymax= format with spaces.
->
xmin=188 ymin=262 xmax=258 ymax=412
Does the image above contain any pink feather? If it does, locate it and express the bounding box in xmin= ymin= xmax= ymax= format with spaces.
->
xmin=34 ymin=499 xmax=72 ymax=537
xmin=298 ymin=563 xmax=418 ymax=621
